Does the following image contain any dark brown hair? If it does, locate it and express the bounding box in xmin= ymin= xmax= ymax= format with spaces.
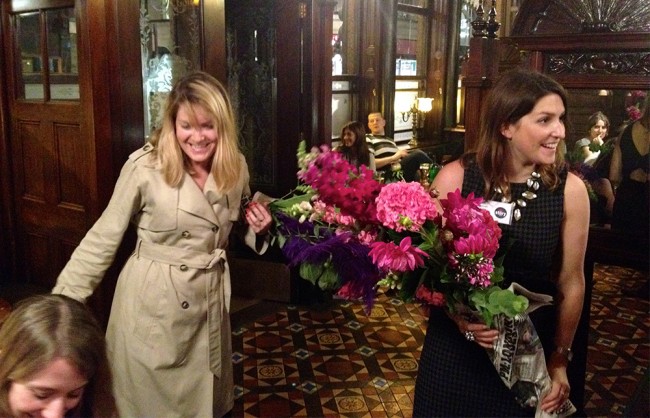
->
xmin=337 ymin=121 xmax=372 ymax=168
xmin=462 ymin=69 xmax=569 ymax=198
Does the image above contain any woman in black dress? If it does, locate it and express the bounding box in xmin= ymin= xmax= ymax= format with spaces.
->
xmin=609 ymin=96 xmax=649 ymax=234
xmin=413 ymin=69 xmax=589 ymax=416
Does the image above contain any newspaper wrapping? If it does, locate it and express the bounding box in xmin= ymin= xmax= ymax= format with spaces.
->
xmin=489 ymin=282 xmax=576 ymax=417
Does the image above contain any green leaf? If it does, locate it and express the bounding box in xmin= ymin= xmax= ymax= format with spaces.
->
xmin=298 ymin=262 xmax=341 ymax=292
xmin=299 ymin=263 xmax=323 ymax=285
xmin=270 ymin=191 xmax=315 ymax=211
xmin=467 ymin=287 xmax=529 ymax=327
xmin=318 ymin=264 xmax=341 ymax=291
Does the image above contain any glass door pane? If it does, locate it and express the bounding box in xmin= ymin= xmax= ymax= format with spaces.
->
xmin=396 ymin=12 xmax=428 ymax=77
xmin=15 ymin=7 xmax=78 ymax=101
xmin=16 ymin=12 xmax=43 ymax=100
xmin=46 ymin=8 xmax=79 ymax=100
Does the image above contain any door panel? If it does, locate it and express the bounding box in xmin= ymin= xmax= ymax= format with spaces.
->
xmin=4 ymin=1 xmax=89 ymax=290
xmin=11 ymin=104 xmax=87 ymax=286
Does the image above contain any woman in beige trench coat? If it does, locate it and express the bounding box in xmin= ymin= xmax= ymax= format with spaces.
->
xmin=52 ymin=72 xmax=272 ymax=417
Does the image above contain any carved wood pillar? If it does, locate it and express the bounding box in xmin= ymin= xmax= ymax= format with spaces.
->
xmin=462 ymin=36 xmax=500 ymax=151
xmin=310 ymin=0 xmax=335 ymax=144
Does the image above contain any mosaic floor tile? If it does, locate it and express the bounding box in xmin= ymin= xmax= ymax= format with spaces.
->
xmin=230 ymin=264 xmax=648 ymax=417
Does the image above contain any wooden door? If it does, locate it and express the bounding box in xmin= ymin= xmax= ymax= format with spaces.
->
xmin=0 ymin=0 xmax=97 ymax=293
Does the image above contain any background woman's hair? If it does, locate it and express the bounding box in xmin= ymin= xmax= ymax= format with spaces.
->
xmin=338 ymin=121 xmax=370 ymax=167
xmin=0 ymin=294 xmax=113 ymax=417
xmin=587 ymin=111 xmax=610 ymax=131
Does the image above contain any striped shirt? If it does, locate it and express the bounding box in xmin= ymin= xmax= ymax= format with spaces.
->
xmin=366 ymin=134 xmax=399 ymax=159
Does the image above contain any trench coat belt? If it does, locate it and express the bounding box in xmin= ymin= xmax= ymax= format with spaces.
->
xmin=135 ymin=239 xmax=231 ymax=376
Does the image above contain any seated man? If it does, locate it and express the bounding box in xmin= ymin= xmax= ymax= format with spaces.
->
xmin=366 ymin=112 xmax=433 ymax=182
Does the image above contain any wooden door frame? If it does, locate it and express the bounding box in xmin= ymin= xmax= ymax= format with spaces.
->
xmin=0 ymin=1 xmax=14 ymax=283
xmin=0 ymin=0 xmax=143 ymax=326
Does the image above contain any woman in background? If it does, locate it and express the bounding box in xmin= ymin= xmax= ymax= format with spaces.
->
xmin=610 ymin=95 xmax=649 ymax=234
xmin=574 ymin=111 xmax=609 ymax=166
xmin=0 ymin=294 xmax=114 ymax=418
xmin=336 ymin=120 xmax=375 ymax=170
xmin=570 ymin=111 xmax=615 ymax=224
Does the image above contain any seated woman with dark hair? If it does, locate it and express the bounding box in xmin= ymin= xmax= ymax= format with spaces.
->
xmin=567 ymin=111 xmax=616 ymax=225
xmin=336 ymin=121 xmax=375 ymax=170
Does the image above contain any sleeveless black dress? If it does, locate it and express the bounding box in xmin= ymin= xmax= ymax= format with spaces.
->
xmin=612 ymin=123 xmax=650 ymax=234
xmin=413 ymin=159 xmax=567 ymax=417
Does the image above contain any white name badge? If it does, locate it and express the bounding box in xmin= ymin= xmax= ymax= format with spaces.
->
xmin=480 ymin=200 xmax=515 ymax=225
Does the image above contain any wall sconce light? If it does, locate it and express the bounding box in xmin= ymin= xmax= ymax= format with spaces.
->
xmin=397 ymin=96 xmax=434 ymax=147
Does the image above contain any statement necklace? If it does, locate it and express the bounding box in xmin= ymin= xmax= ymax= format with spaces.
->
xmin=493 ymin=171 xmax=541 ymax=221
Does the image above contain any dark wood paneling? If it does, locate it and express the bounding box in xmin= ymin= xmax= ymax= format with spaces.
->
xmin=311 ymin=0 xmax=335 ymax=144
xmin=274 ymin=0 xmax=304 ymax=195
xmin=56 ymin=122 xmax=86 ymax=206
xmin=203 ymin=0 xmax=226 ymax=81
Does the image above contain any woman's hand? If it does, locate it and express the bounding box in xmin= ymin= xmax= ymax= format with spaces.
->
xmin=245 ymin=201 xmax=272 ymax=235
xmin=450 ymin=313 xmax=499 ymax=350
xmin=540 ymin=354 xmax=571 ymax=414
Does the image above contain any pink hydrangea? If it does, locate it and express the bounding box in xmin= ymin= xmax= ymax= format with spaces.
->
xmin=375 ymin=182 xmax=438 ymax=232
xmin=368 ymin=236 xmax=428 ymax=272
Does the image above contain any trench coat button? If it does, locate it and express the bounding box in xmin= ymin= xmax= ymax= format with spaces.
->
xmin=181 ymin=301 xmax=189 ymax=309
xmin=143 ymin=143 xmax=151 ymax=151
xmin=181 ymin=230 xmax=191 ymax=238
xmin=179 ymin=264 xmax=188 ymax=271
xmin=211 ymin=226 xmax=218 ymax=233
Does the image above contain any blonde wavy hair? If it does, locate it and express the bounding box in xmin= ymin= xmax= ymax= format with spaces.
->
xmin=462 ymin=69 xmax=569 ymax=199
xmin=149 ymin=71 xmax=242 ymax=192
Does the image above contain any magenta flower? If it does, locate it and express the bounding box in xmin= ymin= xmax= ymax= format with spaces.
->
xmin=375 ymin=182 xmax=438 ymax=232
xmin=299 ymin=150 xmax=382 ymax=222
xmin=368 ymin=236 xmax=428 ymax=272
xmin=440 ymin=190 xmax=501 ymax=259
xmin=626 ymin=105 xmax=642 ymax=122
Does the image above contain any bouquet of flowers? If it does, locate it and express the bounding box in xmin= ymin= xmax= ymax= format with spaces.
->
xmin=270 ymin=142 xmax=528 ymax=325
xmin=269 ymin=142 xmax=575 ymax=416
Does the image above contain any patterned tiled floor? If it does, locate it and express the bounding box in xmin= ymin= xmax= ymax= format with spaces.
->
xmin=584 ymin=264 xmax=649 ymax=417
xmin=231 ymin=264 xmax=649 ymax=417
xmin=231 ymin=295 xmax=424 ymax=417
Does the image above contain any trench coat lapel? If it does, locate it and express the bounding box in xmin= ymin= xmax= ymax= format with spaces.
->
xmin=178 ymin=174 xmax=220 ymax=226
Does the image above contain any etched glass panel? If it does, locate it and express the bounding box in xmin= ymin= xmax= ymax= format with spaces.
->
xmin=226 ymin=1 xmax=276 ymax=186
xmin=140 ymin=0 xmax=202 ymax=135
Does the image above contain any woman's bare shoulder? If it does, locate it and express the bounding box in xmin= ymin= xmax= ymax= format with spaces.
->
xmin=432 ymin=160 xmax=464 ymax=194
